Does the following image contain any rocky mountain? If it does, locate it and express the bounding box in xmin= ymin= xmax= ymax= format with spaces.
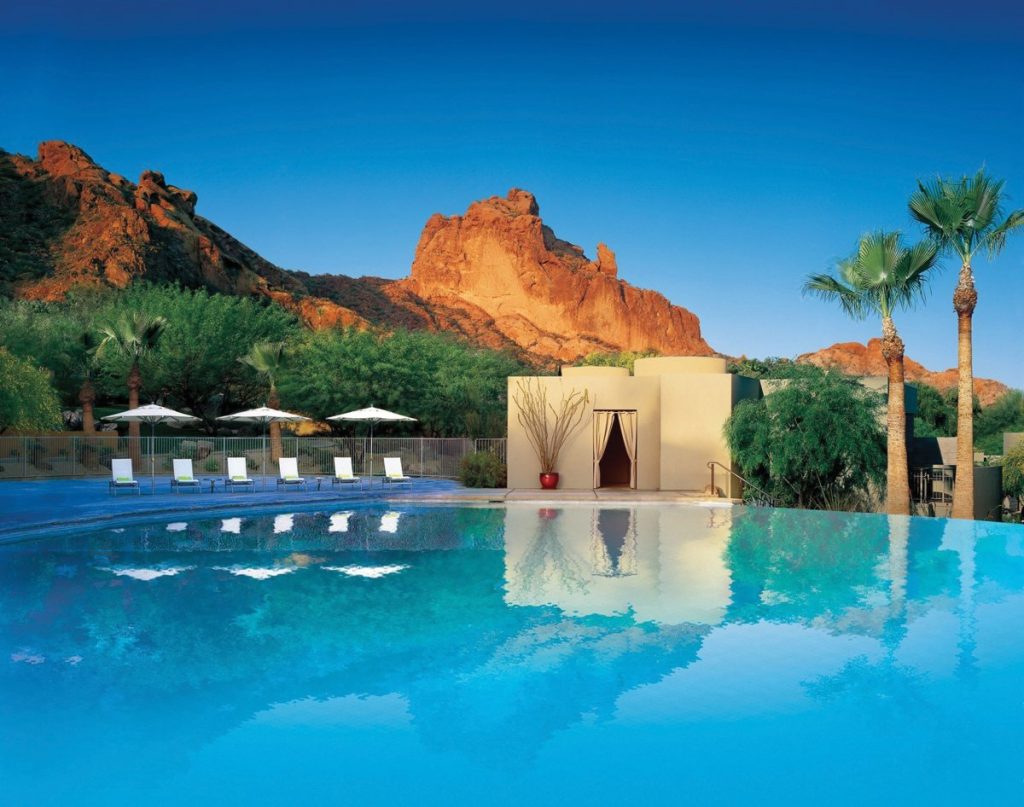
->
xmin=0 ymin=141 xmax=711 ymax=364
xmin=0 ymin=141 xmax=365 ymax=329
xmin=0 ymin=141 xmax=1012 ymax=397
xmin=797 ymin=339 xmax=1008 ymax=405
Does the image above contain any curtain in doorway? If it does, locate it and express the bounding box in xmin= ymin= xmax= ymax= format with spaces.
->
xmin=618 ymin=410 xmax=638 ymax=488
xmin=592 ymin=411 xmax=615 ymax=488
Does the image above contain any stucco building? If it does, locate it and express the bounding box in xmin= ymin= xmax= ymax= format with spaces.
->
xmin=507 ymin=356 xmax=759 ymax=495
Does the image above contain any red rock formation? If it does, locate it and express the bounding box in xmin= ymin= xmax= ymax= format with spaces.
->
xmin=798 ymin=339 xmax=1008 ymax=406
xmin=3 ymin=141 xmax=365 ymax=329
xmin=3 ymin=147 xmax=713 ymax=365
xmin=394 ymin=189 xmax=712 ymax=362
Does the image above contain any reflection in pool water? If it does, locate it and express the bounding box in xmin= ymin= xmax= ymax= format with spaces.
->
xmin=1 ymin=504 xmax=1021 ymax=805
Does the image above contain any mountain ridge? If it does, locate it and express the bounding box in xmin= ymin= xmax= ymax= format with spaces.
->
xmin=0 ymin=140 xmax=1012 ymax=399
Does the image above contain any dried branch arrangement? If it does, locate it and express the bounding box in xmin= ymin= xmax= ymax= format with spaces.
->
xmin=513 ymin=379 xmax=590 ymax=473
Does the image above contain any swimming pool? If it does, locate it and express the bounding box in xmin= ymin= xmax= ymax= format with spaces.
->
xmin=2 ymin=503 xmax=1021 ymax=805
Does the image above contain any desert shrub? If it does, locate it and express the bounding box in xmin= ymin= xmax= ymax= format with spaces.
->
xmin=578 ymin=349 xmax=659 ymax=372
xmin=459 ymin=451 xmax=507 ymax=488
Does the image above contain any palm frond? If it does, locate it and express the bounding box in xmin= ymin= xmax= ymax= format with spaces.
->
xmin=803 ymin=272 xmax=871 ymax=320
xmin=240 ymin=341 xmax=289 ymax=381
xmin=910 ymin=169 xmax=1023 ymax=263
xmin=984 ymin=208 xmax=1024 ymax=257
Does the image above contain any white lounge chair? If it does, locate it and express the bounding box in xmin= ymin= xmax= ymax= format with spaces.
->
xmin=171 ymin=458 xmax=201 ymax=494
xmin=382 ymin=457 xmax=411 ymax=485
xmin=109 ymin=458 xmax=140 ymax=496
xmin=225 ymin=457 xmax=255 ymax=492
xmin=277 ymin=457 xmax=307 ymax=490
xmin=331 ymin=457 xmax=362 ymax=487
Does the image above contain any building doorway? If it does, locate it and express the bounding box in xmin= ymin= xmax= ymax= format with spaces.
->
xmin=593 ymin=410 xmax=637 ymax=489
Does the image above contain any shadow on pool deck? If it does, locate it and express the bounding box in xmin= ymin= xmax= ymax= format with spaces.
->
xmin=0 ymin=477 xmax=476 ymax=540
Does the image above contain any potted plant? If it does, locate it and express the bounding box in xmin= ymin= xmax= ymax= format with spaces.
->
xmin=513 ymin=379 xmax=589 ymax=489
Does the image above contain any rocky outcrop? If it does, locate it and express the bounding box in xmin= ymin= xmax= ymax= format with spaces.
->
xmin=394 ymin=189 xmax=712 ymax=362
xmin=798 ymin=339 xmax=1008 ymax=406
xmin=1 ymin=141 xmax=365 ymax=329
xmin=1 ymin=144 xmax=714 ymax=365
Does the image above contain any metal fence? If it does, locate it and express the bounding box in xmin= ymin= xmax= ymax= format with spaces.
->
xmin=0 ymin=435 xmax=507 ymax=481
xmin=911 ymin=466 xmax=955 ymax=504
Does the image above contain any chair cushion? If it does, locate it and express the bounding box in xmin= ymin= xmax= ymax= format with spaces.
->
xmin=231 ymin=476 xmax=248 ymax=482
xmin=116 ymin=477 xmax=133 ymax=483
xmin=177 ymin=476 xmax=194 ymax=482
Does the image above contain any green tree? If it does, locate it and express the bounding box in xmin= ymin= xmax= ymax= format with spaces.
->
xmin=132 ymin=286 xmax=298 ymax=426
xmin=910 ymin=170 xmax=1024 ymax=518
xmin=0 ymin=299 xmax=84 ymax=404
xmin=0 ymin=347 xmax=62 ymax=433
xmin=913 ymin=383 xmax=957 ymax=438
xmin=804 ymin=231 xmax=938 ymax=515
xmin=279 ymin=328 xmax=526 ymax=437
xmin=724 ymin=369 xmax=886 ymax=511
xmin=1003 ymin=441 xmax=1024 ymax=500
xmin=96 ymin=312 xmax=167 ymax=445
xmin=975 ymin=390 xmax=1024 ymax=455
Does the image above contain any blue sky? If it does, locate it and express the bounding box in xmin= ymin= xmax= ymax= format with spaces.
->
xmin=3 ymin=1 xmax=1024 ymax=386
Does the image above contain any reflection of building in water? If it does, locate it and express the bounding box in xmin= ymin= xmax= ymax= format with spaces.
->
xmin=591 ymin=509 xmax=637 ymax=577
xmin=504 ymin=505 xmax=733 ymax=625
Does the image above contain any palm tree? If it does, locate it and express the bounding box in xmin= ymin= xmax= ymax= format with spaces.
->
xmin=96 ymin=313 xmax=168 ymax=447
xmin=909 ymin=171 xmax=1024 ymax=518
xmin=240 ymin=341 xmax=289 ymax=461
xmin=804 ymin=231 xmax=938 ymax=515
xmin=76 ymin=331 xmax=99 ymax=434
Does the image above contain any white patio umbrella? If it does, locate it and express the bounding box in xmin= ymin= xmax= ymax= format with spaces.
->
xmin=217 ymin=406 xmax=310 ymax=489
xmin=103 ymin=404 xmax=201 ymax=492
xmin=327 ymin=406 xmax=416 ymax=480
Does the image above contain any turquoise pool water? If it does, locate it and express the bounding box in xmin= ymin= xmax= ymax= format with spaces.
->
xmin=1 ymin=504 xmax=1021 ymax=805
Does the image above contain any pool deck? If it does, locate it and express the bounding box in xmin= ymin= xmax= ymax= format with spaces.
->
xmin=0 ymin=477 xmax=732 ymax=541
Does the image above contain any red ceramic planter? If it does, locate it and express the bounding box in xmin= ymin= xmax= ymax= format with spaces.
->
xmin=539 ymin=472 xmax=560 ymax=490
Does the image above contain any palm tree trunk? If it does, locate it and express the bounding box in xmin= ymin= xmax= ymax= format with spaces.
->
xmin=79 ymin=378 xmax=96 ymax=434
xmin=881 ymin=317 xmax=910 ymax=516
xmin=128 ymin=362 xmax=142 ymax=464
xmin=952 ymin=263 xmax=977 ymax=519
xmin=268 ymin=385 xmax=283 ymax=462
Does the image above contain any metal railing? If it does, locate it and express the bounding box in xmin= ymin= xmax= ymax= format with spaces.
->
xmin=911 ymin=466 xmax=955 ymax=504
xmin=0 ymin=435 xmax=507 ymax=481
xmin=707 ymin=461 xmax=776 ymax=506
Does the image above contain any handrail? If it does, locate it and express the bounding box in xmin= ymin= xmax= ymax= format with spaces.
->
xmin=707 ymin=461 xmax=777 ymax=507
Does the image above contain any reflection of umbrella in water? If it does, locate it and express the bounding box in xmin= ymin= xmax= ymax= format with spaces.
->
xmin=103 ymin=404 xmax=200 ymax=492
xmin=327 ymin=406 xmax=416 ymax=480
xmin=217 ymin=406 xmax=310 ymax=489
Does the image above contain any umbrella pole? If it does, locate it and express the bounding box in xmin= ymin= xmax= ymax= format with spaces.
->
xmin=262 ymin=421 xmax=268 ymax=491
xmin=150 ymin=422 xmax=156 ymax=494
xmin=369 ymin=421 xmax=374 ymax=484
